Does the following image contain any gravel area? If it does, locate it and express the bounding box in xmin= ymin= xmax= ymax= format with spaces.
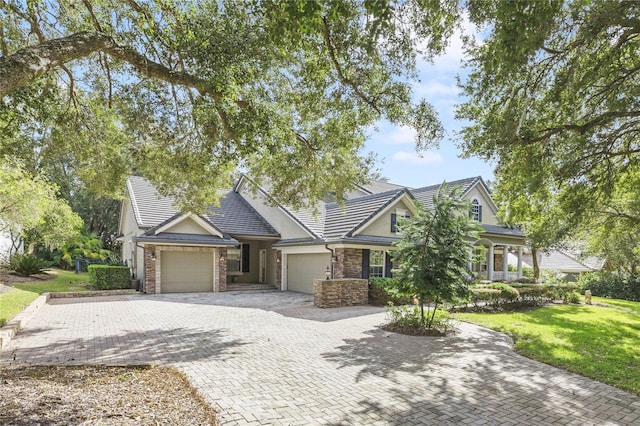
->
xmin=0 ymin=365 xmax=218 ymax=425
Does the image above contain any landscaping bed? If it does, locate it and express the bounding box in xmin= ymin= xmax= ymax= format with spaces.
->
xmin=0 ymin=365 xmax=217 ymax=425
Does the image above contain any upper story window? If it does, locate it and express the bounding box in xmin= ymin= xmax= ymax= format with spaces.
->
xmin=470 ymin=199 xmax=482 ymax=222
xmin=391 ymin=209 xmax=411 ymax=233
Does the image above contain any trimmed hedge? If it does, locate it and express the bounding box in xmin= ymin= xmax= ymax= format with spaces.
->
xmin=469 ymin=282 xmax=582 ymax=307
xmin=578 ymin=272 xmax=640 ymax=301
xmin=88 ymin=265 xmax=130 ymax=290
xmin=368 ymin=277 xmax=412 ymax=306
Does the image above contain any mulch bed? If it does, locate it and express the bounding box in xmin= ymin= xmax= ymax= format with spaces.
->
xmin=0 ymin=365 xmax=218 ymax=425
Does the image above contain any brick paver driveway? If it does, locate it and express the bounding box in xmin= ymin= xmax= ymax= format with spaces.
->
xmin=2 ymin=292 xmax=639 ymax=425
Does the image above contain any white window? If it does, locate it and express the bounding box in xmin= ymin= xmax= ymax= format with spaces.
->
xmin=369 ymin=250 xmax=385 ymax=278
xmin=227 ymin=245 xmax=242 ymax=272
xmin=471 ymin=199 xmax=481 ymax=222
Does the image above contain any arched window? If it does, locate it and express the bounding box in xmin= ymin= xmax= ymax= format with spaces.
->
xmin=470 ymin=199 xmax=482 ymax=222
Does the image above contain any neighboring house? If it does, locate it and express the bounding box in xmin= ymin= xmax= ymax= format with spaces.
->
xmin=531 ymin=250 xmax=602 ymax=282
xmin=118 ymin=175 xmax=526 ymax=294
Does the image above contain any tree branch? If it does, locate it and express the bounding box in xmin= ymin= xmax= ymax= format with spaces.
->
xmin=0 ymin=31 xmax=222 ymax=100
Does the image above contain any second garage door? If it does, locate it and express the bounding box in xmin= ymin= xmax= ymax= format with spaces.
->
xmin=287 ymin=253 xmax=330 ymax=294
xmin=161 ymin=251 xmax=214 ymax=293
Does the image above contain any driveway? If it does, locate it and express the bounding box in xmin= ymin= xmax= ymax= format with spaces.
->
xmin=1 ymin=292 xmax=639 ymax=425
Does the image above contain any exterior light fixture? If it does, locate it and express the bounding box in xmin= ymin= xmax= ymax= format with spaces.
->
xmin=150 ymin=250 xmax=156 ymax=261
xmin=219 ymin=253 xmax=225 ymax=262
xmin=325 ymin=266 xmax=331 ymax=280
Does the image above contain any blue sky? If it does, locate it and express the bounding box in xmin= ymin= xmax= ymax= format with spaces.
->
xmin=363 ymin=22 xmax=495 ymax=189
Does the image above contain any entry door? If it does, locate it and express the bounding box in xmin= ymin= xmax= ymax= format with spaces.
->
xmin=259 ymin=249 xmax=267 ymax=283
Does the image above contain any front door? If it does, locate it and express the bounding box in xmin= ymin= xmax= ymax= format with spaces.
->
xmin=259 ymin=249 xmax=267 ymax=283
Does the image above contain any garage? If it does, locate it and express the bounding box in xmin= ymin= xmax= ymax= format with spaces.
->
xmin=286 ymin=253 xmax=330 ymax=293
xmin=161 ymin=250 xmax=214 ymax=293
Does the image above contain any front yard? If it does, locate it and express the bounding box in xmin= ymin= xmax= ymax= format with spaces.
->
xmin=0 ymin=269 xmax=90 ymax=326
xmin=454 ymin=297 xmax=640 ymax=395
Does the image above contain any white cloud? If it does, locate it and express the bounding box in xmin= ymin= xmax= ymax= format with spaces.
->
xmin=392 ymin=150 xmax=443 ymax=165
xmin=385 ymin=125 xmax=417 ymax=145
xmin=412 ymin=80 xmax=460 ymax=98
xmin=417 ymin=14 xmax=479 ymax=73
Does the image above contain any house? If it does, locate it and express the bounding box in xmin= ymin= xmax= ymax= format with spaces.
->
xmin=118 ymin=175 xmax=526 ymax=294
xmin=0 ymin=231 xmax=22 ymax=264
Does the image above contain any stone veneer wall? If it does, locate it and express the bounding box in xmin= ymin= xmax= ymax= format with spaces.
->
xmin=144 ymin=245 xmax=157 ymax=294
xmin=275 ymin=250 xmax=282 ymax=290
xmin=313 ymin=279 xmax=368 ymax=308
xmin=218 ymin=247 xmax=227 ymax=292
xmin=333 ymin=248 xmax=363 ymax=279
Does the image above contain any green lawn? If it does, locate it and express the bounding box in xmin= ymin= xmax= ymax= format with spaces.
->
xmin=0 ymin=269 xmax=89 ymax=326
xmin=454 ymin=297 xmax=640 ymax=395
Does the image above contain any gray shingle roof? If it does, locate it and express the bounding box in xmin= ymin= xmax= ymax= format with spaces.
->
xmin=136 ymin=233 xmax=239 ymax=246
xmin=410 ymin=177 xmax=481 ymax=209
xmin=481 ymin=224 xmax=525 ymax=238
xmin=127 ymin=176 xmax=279 ymax=238
xmin=539 ymin=250 xmax=600 ymax=273
xmin=323 ymin=189 xmax=408 ymax=239
xmin=361 ymin=180 xmax=408 ymax=194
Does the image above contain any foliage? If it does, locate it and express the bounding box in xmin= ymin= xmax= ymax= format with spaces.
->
xmin=88 ymin=265 xmax=130 ymax=290
xmin=1 ymin=0 xmax=462 ymax=212
xmin=455 ymin=298 xmax=640 ymax=395
xmin=0 ymin=162 xmax=82 ymax=251
xmin=9 ymin=254 xmax=51 ymax=277
xmin=466 ymin=282 xmax=582 ymax=309
xmin=51 ymin=229 xmax=112 ymax=269
xmin=368 ymin=277 xmax=412 ymax=306
xmin=578 ymin=272 xmax=640 ymax=302
xmin=391 ymin=184 xmax=482 ymax=329
xmin=458 ymin=1 xmax=640 ymax=274
xmin=385 ymin=304 xmax=457 ymax=336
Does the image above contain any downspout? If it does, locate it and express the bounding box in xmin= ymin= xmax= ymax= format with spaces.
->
xmin=325 ymin=244 xmax=334 ymax=279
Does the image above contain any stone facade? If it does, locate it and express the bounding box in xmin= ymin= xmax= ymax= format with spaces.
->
xmin=218 ymin=247 xmax=227 ymax=292
xmin=313 ymin=279 xmax=368 ymax=308
xmin=275 ymin=250 xmax=282 ymax=290
xmin=333 ymin=248 xmax=363 ymax=279
xmin=144 ymin=245 xmax=157 ymax=294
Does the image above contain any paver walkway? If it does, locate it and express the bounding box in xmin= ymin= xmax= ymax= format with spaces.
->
xmin=1 ymin=291 xmax=639 ymax=425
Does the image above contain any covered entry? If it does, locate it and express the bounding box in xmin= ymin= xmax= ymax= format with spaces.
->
xmin=161 ymin=250 xmax=214 ymax=293
xmin=286 ymin=253 xmax=330 ymax=293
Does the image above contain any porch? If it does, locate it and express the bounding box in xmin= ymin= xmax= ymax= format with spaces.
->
xmin=470 ymin=242 xmax=526 ymax=282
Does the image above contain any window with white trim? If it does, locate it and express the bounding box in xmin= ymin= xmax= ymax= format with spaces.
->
xmin=369 ymin=250 xmax=385 ymax=278
xmin=227 ymin=245 xmax=242 ymax=272
xmin=470 ymin=199 xmax=481 ymax=222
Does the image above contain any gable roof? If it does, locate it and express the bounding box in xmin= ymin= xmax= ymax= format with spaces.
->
xmin=359 ymin=180 xmax=408 ymax=195
xmin=410 ymin=176 xmax=481 ymax=209
xmin=126 ymin=176 xmax=279 ymax=238
xmin=323 ymin=189 xmax=410 ymax=239
xmin=539 ymin=250 xmax=601 ymax=273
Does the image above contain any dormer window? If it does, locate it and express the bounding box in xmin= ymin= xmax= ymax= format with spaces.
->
xmin=470 ymin=199 xmax=482 ymax=222
xmin=391 ymin=209 xmax=411 ymax=233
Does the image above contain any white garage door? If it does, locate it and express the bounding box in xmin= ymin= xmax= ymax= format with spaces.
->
xmin=161 ymin=251 xmax=214 ymax=293
xmin=287 ymin=253 xmax=330 ymax=294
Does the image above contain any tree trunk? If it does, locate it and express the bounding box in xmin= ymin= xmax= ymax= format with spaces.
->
xmin=532 ymin=247 xmax=540 ymax=281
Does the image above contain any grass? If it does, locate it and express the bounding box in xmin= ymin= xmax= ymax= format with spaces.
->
xmin=0 ymin=269 xmax=89 ymax=326
xmin=454 ymin=297 xmax=640 ymax=395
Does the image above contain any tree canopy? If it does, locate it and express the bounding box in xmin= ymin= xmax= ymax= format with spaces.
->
xmin=458 ymin=0 xmax=640 ymax=264
xmin=1 ymin=0 xmax=459 ymax=211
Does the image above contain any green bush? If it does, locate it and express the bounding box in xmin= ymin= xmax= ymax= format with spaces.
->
xmin=88 ymin=265 xmax=130 ymax=290
xmin=566 ymin=291 xmax=582 ymax=304
xmin=369 ymin=277 xmax=412 ymax=306
xmin=578 ymin=272 xmax=640 ymax=302
xmin=9 ymin=254 xmax=50 ymax=276
xmin=384 ymin=304 xmax=457 ymax=335
xmin=486 ymin=283 xmax=520 ymax=301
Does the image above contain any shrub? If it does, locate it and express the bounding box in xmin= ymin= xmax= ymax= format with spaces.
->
xmin=88 ymin=265 xmax=130 ymax=290
xmin=566 ymin=291 xmax=582 ymax=304
xmin=9 ymin=254 xmax=50 ymax=276
xmin=384 ymin=304 xmax=457 ymax=335
xmin=369 ymin=277 xmax=412 ymax=306
xmin=485 ymin=283 xmax=520 ymax=301
xmin=578 ymin=272 xmax=640 ymax=302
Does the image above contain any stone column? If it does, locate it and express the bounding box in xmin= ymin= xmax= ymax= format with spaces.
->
xmin=218 ymin=247 xmax=227 ymax=292
xmin=275 ymin=250 xmax=282 ymax=290
xmin=517 ymin=247 xmax=523 ymax=279
xmin=503 ymin=245 xmax=509 ymax=281
xmin=487 ymin=244 xmax=494 ymax=281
